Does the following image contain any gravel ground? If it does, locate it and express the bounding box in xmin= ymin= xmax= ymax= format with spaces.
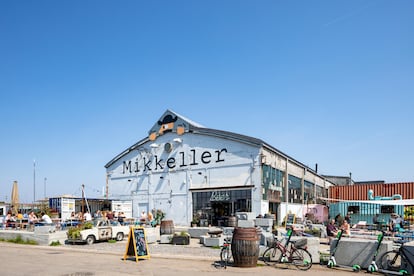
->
xmin=63 ymin=238 xmax=221 ymax=260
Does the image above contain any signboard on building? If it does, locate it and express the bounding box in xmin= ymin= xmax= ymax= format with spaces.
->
xmin=112 ymin=200 xmax=133 ymax=218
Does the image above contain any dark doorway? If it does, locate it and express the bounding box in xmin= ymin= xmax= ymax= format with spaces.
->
xmin=211 ymin=202 xmax=232 ymax=226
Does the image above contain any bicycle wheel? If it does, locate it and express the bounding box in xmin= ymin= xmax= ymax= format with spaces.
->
xmin=263 ymin=247 xmax=283 ymax=266
xmin=220 ymin=247 xmax=232 ymax=267
xmin=291 ymin=248 xmax=313 ymax=270
xmin=379 ymin=250 xmax=403 ymax=271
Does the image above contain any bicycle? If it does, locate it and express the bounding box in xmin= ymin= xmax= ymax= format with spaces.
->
xmin=262 ymin=228 xmax=312 ymax=270
xmin=378 ymin=240 xmax=414 ymax=275
xmin=220 ymin=237 xmax=232 ymax=269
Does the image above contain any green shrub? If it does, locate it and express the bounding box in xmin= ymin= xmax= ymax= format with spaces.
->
xmin=50 ymin=241 xmax=61 ymax=246
xmin=5 ymin=235 xmax=38 ymax=245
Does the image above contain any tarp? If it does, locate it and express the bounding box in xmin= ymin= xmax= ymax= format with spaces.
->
xmin=318 ymin=197 xmax=414 ymax=206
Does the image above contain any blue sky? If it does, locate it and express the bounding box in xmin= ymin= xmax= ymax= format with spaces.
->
xmin=1 ymin=0 xmax=413 ymax=203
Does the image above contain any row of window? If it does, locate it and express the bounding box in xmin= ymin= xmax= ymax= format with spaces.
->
xmin=262 ymin=165 xmax=328 ymax=203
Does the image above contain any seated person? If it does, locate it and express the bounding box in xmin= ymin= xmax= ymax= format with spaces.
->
xmin=5 ymin=211 xmax=16 ymax=228
xmin=40 ymin=212 xmax=53 ymax=225
xmin=327 ymin=219 xmax=338 ymax=243
xmin=140 ymin=211 xmax=147 ymax=224
xmin=340 ymin=220 xmax=351 ymax=236
xmin=16 ymin=212 xmax=24 ymax=220
xmin=389 ymin=213 xmax=403 ymax=235
xmin=117 ymin=212 xmax=125 ymax=225
xmin=147 ymin=211 xmax=155 ymax=226
xmin=28 ymin=211 xmax=38 ymax=224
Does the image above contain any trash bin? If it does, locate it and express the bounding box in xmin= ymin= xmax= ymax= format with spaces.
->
xmin=231 ymin=227 xmax=261 ymax=267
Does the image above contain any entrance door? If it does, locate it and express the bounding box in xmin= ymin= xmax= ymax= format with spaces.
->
xmin=211 ymin=202 xmax=232 ymax=226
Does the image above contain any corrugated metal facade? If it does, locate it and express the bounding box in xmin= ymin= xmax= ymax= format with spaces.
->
xmin=329 ymin=202 xmax=404 ymax=224
xmin=328 ymin=182 xmax=414 ymax=225
xmin=329 ymin=182 xmax=414 ymax=201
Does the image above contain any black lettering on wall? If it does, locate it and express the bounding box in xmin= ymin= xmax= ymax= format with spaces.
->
xmin=201 ymin=151 xmax=211 ymax=164
xmin=154 ymin=155 xmax=164 ymax=170
xmin=190 ymin=149 xmax=199 ymax=166
xmin=179 ymin=151 xmax=187 ymax=167
xmin=134 ymin=159 xmax=140 ymax=172
xmin=167 ymin=157 xmax=176 ymax=169
xmin=143 ymin=157 xmax=152 ymax=171
xmin=215 ymin=148 xmax=227 ymax=162
xmin=123 ymin=161 xmax=132 ymax=174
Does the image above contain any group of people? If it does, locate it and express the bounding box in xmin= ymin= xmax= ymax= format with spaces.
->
xmin=326 ymin=213 xmax=352 ymax=244
xmin=2 ymin=210 xmax=53 ymax=230
xmin=140 ymin=210 xmax=155 ymax=226
xmin=68 ymin=210 xmax=125 ymax=223
xmin=327 ymin=212 xmax=406 ymax=243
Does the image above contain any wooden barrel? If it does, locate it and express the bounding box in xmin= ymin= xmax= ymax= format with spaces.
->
xmin=160 ymin=220 xmax=174 ymax=235
xmin=231 ymin=227 xmax=261 ymax=267
xmin=227 ymin=216 xmax=237 ymax=227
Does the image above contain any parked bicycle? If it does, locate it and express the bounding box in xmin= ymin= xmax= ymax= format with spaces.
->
xmin=379 ymin=240 xmax=414 ymax=275
xmin=220 ymin=237 xmax=232 ymax=269
xmin=262 ymin=228 xmax=312 ymax=270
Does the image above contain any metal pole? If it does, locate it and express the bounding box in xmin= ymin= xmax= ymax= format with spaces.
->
xmin=82 ymin=184 xmax=85 ymax=214
xmin=105 ymin=173 xmax=109 ymax=200
xmin=44 ymin=177 xmax=47 ymax=199
xmin=33 ymin=159 xmax=36 ymax=204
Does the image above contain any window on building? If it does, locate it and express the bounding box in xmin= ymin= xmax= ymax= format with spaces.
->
xmin=348 ymin=206 xmax=360 ymax=214
xmin=192 ymin=189 xmax=252 ymax=226
xmin=288 ymin=175 xmax=302 ymax=203
xmin=304 ymin=180 xmax=314 ymax=203
xmin=381 ymin=205 xmax=395 ymax=214
xmin=315 ymin=185 xmax=326 ymax=204
xmin=262 ymin=165 xmax=284 ymax=202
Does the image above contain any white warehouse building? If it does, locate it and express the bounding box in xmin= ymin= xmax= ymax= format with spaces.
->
xmin=105 ymin=110 xmax=334 ymax=226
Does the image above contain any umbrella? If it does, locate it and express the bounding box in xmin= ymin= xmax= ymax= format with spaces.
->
xmin=11 ymin=181 xmax=19 ymax=214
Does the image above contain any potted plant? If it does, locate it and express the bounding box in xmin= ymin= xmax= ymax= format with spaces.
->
xmin=172 ymin=231 xmax=190 ymax=245
xmin=154 ymin=209 xmax=166 ymax=226
xmin=191 ymin=219 xmax=199 ymax=227
xmin=191 ymin=214 xmax=200 ymax=227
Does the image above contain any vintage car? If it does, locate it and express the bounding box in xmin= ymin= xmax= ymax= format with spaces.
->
xmin=67 ymin=219 xmax=130 ymax=245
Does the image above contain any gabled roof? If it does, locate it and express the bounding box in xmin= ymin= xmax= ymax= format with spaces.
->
xmin=104 ymin=110 xmax=321 ymax=176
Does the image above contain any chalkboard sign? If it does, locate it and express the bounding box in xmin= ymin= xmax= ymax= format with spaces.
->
xmin=123 ymin=226 xmax=150 ymax=262
xmin=285 ymin=213 xmax=296 ymax=225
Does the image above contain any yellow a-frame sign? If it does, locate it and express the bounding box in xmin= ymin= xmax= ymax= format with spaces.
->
xmin=123 ymin=226 xmax=150 ymax=262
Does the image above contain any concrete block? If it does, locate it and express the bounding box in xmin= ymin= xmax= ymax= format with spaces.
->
xmin=204 ymin=236 xmax=224 ymax=247
xmin=308 ymin=224 xmax=327 ymax=238
xmin=291 ymin=236 xmax=320 ymax=264
xmin=329 ymin=238 xmax=393 ymax=268
xmin=221 ymin=227 xmax=234 ymax=237
xmin=144 ymin=227 xmax=160 ymax=243
xmin=237 ymin=220 xmax=255 ymax=228
xmin=255 ymin=218 xmax=273 ymax=228
xmin=199 ymin=235 xmax=207 ymax=245
xmin=188 ymin=227 xmax=210 ymax=238
xmin=259 ymin=231 xmax=274 ymax=247
xmin=34 ymin=225 xmax=56 ymax=234
xmin=236 ymin=212 xmax=256 ymax=221
xmin=159 ymin=234 xmax=173 ymax=244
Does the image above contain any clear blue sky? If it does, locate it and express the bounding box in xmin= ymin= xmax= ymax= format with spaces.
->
xmin=1 ymin=1 xmax=413 ymax=203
